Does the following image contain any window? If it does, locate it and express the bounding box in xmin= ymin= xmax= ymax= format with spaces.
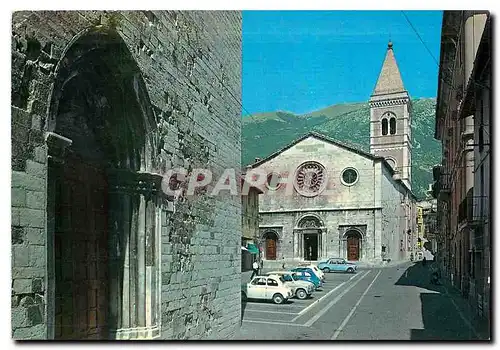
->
xmin=382 ymin=118 xmax=388 ymax=135
xmin=283 ymin=275 xmax=293 ymax=282
xmin=389 ymin=117 xmax=396 ymax=135
xmin=266 ymin=172 xmax=282 ymax=190
xmin=267 ymin=278 xmax=278 ymax=287
xmin=294 ymin=161 xmax=327 ymax=197
xmin=252 ymin=278 xmax=267 ymax=286
xmin=341 ymin=168 xmax=359 ymax=186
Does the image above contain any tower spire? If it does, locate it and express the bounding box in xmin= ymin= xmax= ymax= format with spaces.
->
xmin=372 ymin=40 xmax=405 ymax=96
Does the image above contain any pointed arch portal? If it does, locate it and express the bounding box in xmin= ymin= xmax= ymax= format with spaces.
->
xmin=46 ymin=29 xmax=162 ymax=340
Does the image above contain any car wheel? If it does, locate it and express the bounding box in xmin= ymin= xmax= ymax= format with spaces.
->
xmin=272 ymin=293 xmax=285 ymax=304
xmin=347 ymin=267 xmax=354 ymax=273
xmin=296 ymin=288 xmax=307 ymax=300
xmin=241 ymin=292 xmax=247 ymax=301
xmin=322 ymin=267 xmax=330 ymax=273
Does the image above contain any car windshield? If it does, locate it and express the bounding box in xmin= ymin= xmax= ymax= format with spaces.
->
xmin=291 ymin=274 xmax=301 ymax=281
xmin=279 ymin=276 xmax=285 ymax=283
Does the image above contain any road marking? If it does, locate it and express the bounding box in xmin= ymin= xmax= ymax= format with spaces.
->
xmin=303 ymin=271 xmax=371 ymax=327
xmin=331 ymin=270 xmax=381 ymax=340
xmin=244 ymin=309 xmax=298 ymax=315
xmin=245 ymin=302 xmax=304 ymax=308
xmin=443 ymin=285 xmax=481 ymax=339
xmin=290 ymin=273 xmax=360 ymax=322
xmin=242 ymin=319 xmax=306 ymax=327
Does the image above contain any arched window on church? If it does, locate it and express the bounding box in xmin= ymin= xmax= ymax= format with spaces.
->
xmin=389 ymin=117 xmax=396 ymax=135
xmin=381 ymin=118 xmax=388 ymax=136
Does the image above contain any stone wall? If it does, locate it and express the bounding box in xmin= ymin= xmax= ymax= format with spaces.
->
xmin=11 ymin=10 xmax=242 ymax=340
xmin=380 ymin=165 xmax=406 ymax=261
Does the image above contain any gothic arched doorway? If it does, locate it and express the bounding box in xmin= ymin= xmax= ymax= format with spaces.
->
xmin=345 ymin=230 xmax=363 ymax=261
xmin=298 ymin=216 xmax=322 ymax=261
xmin=47 ymin=29 xmax=161 ymax=340
xmin=263 ymin=231 xmax=279 ymax=260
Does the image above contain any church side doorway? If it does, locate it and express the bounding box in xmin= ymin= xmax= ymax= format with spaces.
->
xmin=303 ymin=233 xmax=318 ymax=261
xmin=263 ymin=231 xmax=278 ymax=260
xmin=345 ymin=230 xmax=362 ymax=261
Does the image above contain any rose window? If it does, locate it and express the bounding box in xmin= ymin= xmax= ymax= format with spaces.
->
xmin=294 ymin=161 xmax=327 ymax=197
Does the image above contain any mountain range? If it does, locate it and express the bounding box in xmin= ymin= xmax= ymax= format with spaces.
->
xmin=242 ymin=98 xmax=442 ymax=200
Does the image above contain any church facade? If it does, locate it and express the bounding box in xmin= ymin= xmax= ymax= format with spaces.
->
xmin=251 ymin=42 xmax=418 ymax=265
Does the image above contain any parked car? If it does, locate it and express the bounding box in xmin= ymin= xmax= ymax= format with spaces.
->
xmin=298 ymin=263 xmax=325 ymax=281
xmin=265 ymin=271 xmax=315 ymax=299
xmin=317 ymin=258 xmax=357 ymax=273
xmin=241 ymin=275 xmax=293 ymax=304
xmin=290 ymin=268 xmax=323 ymax=290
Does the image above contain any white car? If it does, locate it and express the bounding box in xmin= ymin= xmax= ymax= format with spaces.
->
xmin=265 ymin=271 xmax=315 ymax=300
xmin=241 ymin=275 xmax=294 ymax=304
xmin=298 ymin=263 xmax=325 ymax=282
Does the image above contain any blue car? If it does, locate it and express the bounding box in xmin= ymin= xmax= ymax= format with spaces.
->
xmin=290 ymin=268 xmax=323 ymax=290
xmin=317 ymin=258 xmax=357 ymax=273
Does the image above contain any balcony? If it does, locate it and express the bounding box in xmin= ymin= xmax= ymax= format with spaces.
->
xmin=458 ymin=193 xmax=489 ymax=229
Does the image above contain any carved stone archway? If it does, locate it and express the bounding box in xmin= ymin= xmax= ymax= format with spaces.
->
xmin=294 ymin=215 xmax=326 ymax=261
xmin=46 ymin=28 xmax=163 ymax=340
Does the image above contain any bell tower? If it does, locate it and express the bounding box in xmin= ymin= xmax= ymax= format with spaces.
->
xmin=369 ymin=41 xmax=412 ymax=189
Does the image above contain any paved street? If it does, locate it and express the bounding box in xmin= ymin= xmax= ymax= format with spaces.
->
xmin=237 ymin=262 xmax=489 ymax=340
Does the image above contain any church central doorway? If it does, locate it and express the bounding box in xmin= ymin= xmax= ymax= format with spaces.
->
xmin=303 ymin=233 xmax=318 ymax=261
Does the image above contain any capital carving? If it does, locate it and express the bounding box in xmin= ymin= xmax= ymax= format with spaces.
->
xmin=45 ymin=132 xmax=72 ymax=163
xmin=108 ymin=169 xmax=164 ymax=197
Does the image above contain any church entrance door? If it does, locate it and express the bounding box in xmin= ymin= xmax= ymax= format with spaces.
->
xmin=347 ymin=235 xmax=360 ymax=261
xmin=263 ymin=231 xmax=279 ymax=260
xmin=303 ymin=233 xmax=318 ymax=261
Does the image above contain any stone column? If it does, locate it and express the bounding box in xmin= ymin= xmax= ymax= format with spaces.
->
xmin=107 ymin=170 xmax=163 ymax=339
xmin=45 ymin=132 xmax=73 ymax=340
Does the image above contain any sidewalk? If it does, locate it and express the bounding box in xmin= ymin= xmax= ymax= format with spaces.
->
xmin=439 ymin=277 xmax=491 ymax=340
xmin=399 ymin=262 xmax=491 ymax=340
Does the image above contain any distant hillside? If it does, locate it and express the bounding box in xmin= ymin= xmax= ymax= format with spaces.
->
xmin=242 ymin=98 xmax=442 ymax=200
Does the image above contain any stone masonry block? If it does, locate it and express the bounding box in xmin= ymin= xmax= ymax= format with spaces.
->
xmin=25 ymin=160 xmax=47 ymax=179
xmin=12 ymin=324 xmax=45 ymax=340
xmin=29 ymin=245 xmax=45 ymax=268
xmin=13 ymin=245 xmax=30 ymax=267
xmin=32 ymin=278 xmax=43 ymax=293
xmin=12 ymin=171 xmax=45 ymax=191
xmin=19 ymin=208 xmax=45 ymax=228
xmin=11 ymin=207 xmax=21 ymax=226
xmin=26 ymin=228 xmax=44 ymax=245
xmin=11 ymin=307 xmax=30 ymax=328
xmin=11 ymin=187 xmax=26 ymax=207
xmin=26 ymin=191 xmax=45 ymax=210
xmin=27 ymin=305 xmax=43 ymax=326
xmin=33 ymin=146 xmax=47 ymax=164
xmin=13 ymin=279 xmax=32 ymax=294
xmin=12 ymin=267 xmax=45 ymax=279
xmin=12 ymin=226 xmax=25 ymax=244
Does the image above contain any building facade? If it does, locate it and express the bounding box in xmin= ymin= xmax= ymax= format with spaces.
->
xmin=416 ymin=199 xmax=438 ymax=254
xmin=241 ymin=169 xmax=263 ymax=273
xmin=251 ymin=132 xmax=416 ymax=266
xmin=11 ymin=11 xmax=242 ymax=340
xmin=433 ymin=10 xmax=491 ymax=324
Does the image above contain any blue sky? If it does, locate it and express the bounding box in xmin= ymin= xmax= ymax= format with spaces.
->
xmin=242 ymin=10 xmax=443 ymax=116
